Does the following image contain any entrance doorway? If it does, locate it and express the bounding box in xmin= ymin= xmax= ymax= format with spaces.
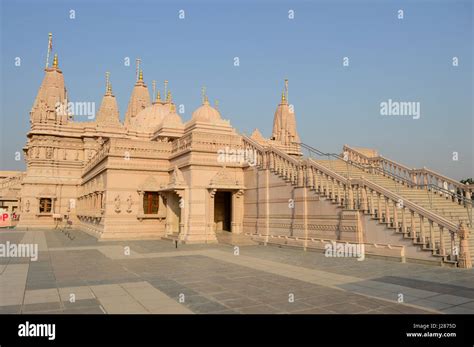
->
xmin=214 ymin=191 xmax=232 ymax=232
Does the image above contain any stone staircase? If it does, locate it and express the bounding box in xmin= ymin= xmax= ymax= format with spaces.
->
xmin=315 ymin=159 xmax=474 ymax=263
xmin=241 ymin=135 xmax=473 ymax=267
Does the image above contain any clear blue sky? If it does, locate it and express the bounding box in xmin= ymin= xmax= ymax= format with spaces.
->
xmin=1 ymin=0 xmax=472 ymax=179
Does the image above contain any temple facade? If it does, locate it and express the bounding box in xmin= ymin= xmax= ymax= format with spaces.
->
xmin=1 ymin=44 xmax=473 ymax=268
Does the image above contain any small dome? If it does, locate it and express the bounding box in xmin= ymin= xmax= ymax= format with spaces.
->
xmin=191 ymin=99 xmax=221 ymax=123
xmin=130 ymin=102 xmax=170 ymax=130
xmin=161 ymin=106 xmax=183 ymax=127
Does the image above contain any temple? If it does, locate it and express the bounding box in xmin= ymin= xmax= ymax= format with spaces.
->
xmin=0 ymin=37 xmax=472 ymax=269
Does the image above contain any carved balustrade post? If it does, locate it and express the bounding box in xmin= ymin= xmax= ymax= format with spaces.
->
xmin=361 ymin=186 xmax=368 ymax=212
xmin=429 ymin=220 xmax=435 ymax=249
xmin=419 ymin=215 xmax=425 ymax=244
xmin=458 ymin=222 xmax=472 ymax=268
xmin=385 ymin=197 xmax=390 ymax=225
xmin=377 ymin=193 xmax=382 ymax=222
xmin=393 ymin=201 xmax=399 ymax=230
xmin=439 ymin=226 xmax=445 ymax=255
xmin=401 ymin=207 xmax=407 ymax=234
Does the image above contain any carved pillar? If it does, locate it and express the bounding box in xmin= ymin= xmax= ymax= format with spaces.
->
xmin=137 ymin=191 xmax=144 ymax=215
xmin=232 ymin=189 xmax=244 ymax=234
xmin=209 ymin=189 xmax=217 ymax=234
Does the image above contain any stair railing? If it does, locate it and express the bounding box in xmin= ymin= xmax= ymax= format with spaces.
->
xmin=242 ymin=136 xmax=471 ymax=268
xmin=343 ymin=144 xmax=473 ymax=211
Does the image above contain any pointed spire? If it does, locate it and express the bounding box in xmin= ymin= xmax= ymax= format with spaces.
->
xmin=281 ymin=91 xmax=286 ymax=104
xmin=97 ymin=72 xmax=120 ymax=126
xmin=125 ymin=63 xmax=151 ymax=124
xmin=166 ymin=90 xmax=172 ymax=103
xmin=155 ymin=90 xmax=161 ymax=102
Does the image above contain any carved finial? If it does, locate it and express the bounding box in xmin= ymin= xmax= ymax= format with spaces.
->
xmin=105 ymin=72 xmax=110 ymax=93
xmin=166 ymin=90 xmax=172 ymax=103
xmin=281 ymin=91 xmax=286 ymax=103
xmin=52 ymin=53 xmax=58 ymax=68
xmin=156 ymin=90 xmax=161 ymax=102
xmin=45 ymin=32 xmax=53 ymax=68
xmin=135 ymin=58 xmax=141 ymax=81
xmin=201 ymin=86 xmax=206 ymax=104
xmin=138 ymin=69 xmax=143 ymax=82
xmin=164 ymin=80 xmax=168 ymax=98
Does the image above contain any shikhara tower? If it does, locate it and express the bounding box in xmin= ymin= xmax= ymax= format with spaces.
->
xmin=1 ymin=34 xmax=471 ymax=269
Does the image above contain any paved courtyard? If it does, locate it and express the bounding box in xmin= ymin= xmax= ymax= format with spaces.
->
xmin=1 ymin=228 xmax=474 ymax=314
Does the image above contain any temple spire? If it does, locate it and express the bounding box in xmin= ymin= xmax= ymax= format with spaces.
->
xmin=156 ymin=90 xmax=161 ymax=102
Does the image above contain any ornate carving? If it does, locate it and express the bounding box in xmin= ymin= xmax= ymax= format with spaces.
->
xmin=25 ymin=200 xmax=30 ymax=212
xmin=126 ymin=194 xmax=133 ymax=213
xmin=170 ymin=166 xmax=185 ymax=186
xmin=114 ymin=195 xmax=121 ymax=213
xmin=139 ymin=175 xmax=160 ymax=191
xmin=209 ymin=168 xmax=241 ymax=187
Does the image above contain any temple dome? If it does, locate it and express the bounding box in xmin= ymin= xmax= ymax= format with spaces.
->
xmin=191 ymin=99 xmax=221 ymax=123
xmin=130 ymin=102 xmax=170 ymax=131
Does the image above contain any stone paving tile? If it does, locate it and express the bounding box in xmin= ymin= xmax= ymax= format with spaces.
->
xmin=62 ymin=298 xmax=101 ymax=309
xmin=22 ymin=302 xmax=62 ymax=313
xmin=427 ymin=294 xmax=472 ymax=305
xmin=2 ymin=230 xmax=474 ymax=314
xmin=0 ymin=305 xmax=21 ymax=314
xmin=24 ymin=288 xmax=60 ymax=305
xmin=62 ymin=306 xmax=105 ymax=314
